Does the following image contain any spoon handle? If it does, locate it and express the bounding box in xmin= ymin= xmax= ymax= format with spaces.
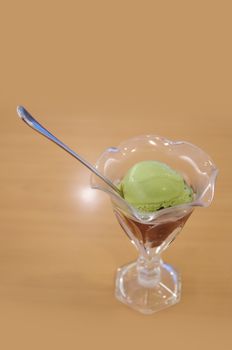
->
xmin=17 ymin=106 xmax=121 ymax=195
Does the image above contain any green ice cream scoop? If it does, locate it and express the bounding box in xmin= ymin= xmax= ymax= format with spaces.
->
xmin=120 ymin=161 xmax=193 ymax=212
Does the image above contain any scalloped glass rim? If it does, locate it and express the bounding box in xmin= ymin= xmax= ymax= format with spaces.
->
xmin=91 ymin=134 xmax=218 ymax=222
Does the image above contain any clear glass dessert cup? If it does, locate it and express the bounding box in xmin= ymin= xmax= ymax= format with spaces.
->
xmin=91 ymin=135 xmax=218 ymax=314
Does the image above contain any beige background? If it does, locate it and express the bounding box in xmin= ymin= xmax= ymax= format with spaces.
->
xmin=0 ymin=1 xmax=232 ymax=349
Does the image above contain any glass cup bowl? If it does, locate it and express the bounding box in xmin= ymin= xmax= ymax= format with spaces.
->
xmin=91 ymin=135 xmax=218 ymax=314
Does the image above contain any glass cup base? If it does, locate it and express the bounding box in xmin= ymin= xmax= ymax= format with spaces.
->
xmin=115 ymin=260 xmax=181 ymax=315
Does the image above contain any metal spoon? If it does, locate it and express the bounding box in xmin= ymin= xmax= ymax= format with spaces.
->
xmin=16 ymin=106 xmax=122 ymax=196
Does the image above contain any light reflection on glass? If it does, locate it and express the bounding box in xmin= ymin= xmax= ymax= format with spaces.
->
xmin=148 ymin=140 xmax=156 ymax=146
xmin=180 ymin=155 xmax=204 ymax=174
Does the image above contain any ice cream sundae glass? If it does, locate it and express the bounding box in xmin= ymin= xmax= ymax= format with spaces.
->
xmin=91 ymin=135 xmax=218 ymax=314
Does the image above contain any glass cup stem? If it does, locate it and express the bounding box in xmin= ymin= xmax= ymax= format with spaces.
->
xmin=136 ymin=254 xmax=161 ymax=288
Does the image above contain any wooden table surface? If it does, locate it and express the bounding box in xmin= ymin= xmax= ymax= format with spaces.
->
xmin=0 ymin=1 xmax=232 ymax=349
